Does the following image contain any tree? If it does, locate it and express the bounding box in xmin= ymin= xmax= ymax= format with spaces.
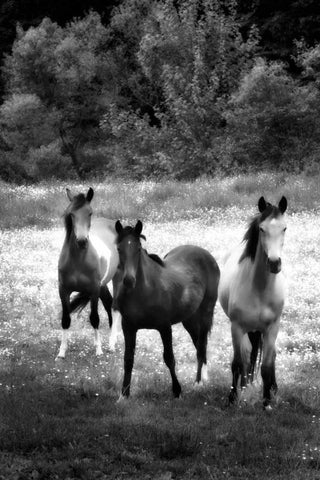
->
xmin=227 ymin=58 xmax=320 ymax=170
xmin=0 ymin=0 xmax=120 ymax=100
xmin=2 ymin=12 xmax=113 ymax=178
xmin=102 ymin=0 xmax=259 ymax=178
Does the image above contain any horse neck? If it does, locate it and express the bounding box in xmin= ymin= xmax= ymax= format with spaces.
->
xmin=136 ymin=249 xmax=161 ymax=291
xmin=64 ymin=229 xmax=86 ymax=259
xmin=252 ymin=239 xmax=274 ymax=291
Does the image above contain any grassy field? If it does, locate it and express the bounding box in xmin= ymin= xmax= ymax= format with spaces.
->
xmin=1 ymin=173 xmax=320 ymax=479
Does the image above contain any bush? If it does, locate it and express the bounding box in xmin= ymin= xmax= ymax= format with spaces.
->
xmin=0 ymin=153 xmax=31 ymax=183
xmin=27 ymin=141 xmax=72 ymax=180
xmin=226 ymin=58 xmax=320 ymax=171
xmin=101 ymin=0 xmax=258 ymax=179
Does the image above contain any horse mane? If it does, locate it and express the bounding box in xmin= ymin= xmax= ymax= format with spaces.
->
xmin=63 ymin=193 xmax=87 ymax=240
xmin=147 ymin=252 xmax=165 ymax=267
xmin=239 ymin=204 xmax=282 ymax=263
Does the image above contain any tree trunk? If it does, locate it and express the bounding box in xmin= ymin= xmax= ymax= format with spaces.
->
xmin=59 ymin=129 xmax=84 ymax=179
xmin=68 ymin=146 xmax=84 ymax=180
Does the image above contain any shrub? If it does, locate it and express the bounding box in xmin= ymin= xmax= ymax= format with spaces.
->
xmin=101 ymin=0 xmax=258 ymax=179
xmin=27 ymin=141 xmax=72 ymax=180
xmin=227 ymin=58 xmax=320 ymax=171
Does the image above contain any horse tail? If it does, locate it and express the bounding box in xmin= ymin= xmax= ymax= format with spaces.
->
xmin=69 ymin=293 xmax=91 ymax=313
xmin=248 ymin=331 xmax=263 ymax=382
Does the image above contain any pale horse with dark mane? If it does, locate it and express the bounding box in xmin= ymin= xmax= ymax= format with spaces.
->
xmin=218 ymin=196 xmax=287 ymax=409
xmin=57 ymin=187 xmax=122 ymax=359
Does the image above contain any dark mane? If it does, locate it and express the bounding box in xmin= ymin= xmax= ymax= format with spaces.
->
xmin=63 ymin=193 xmax=87 ymax=240
xmin=147 ymin=252 xmax=165 ymax=267
xmin=239 ymin=204 xmax=282 ymax=263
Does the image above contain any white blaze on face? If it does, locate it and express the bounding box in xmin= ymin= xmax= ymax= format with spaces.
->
xmin=259 ymin=216 xmax=286 ymax=262
xmin=73 ymin=205 xmax=92 ymax=242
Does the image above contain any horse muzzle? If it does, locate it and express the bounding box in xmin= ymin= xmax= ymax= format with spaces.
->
xmin=123 ymin=274 xmax=136 ymax=289
xmin=268 ymin=258 xmax=282 ymax=274
xmin=77 ymin=238 xmax=89 ymax=249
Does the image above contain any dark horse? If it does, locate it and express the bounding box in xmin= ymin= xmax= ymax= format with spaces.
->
xmin=113 ymin=220 xmax=220 ymax=399
xmin=57 ymin=187 xmax=119 ymax=359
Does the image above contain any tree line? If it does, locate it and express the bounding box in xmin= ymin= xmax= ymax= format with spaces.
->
xmin=1 ymin=0 xmax=320 ymax=182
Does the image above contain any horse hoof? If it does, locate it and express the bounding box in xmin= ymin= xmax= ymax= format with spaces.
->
xmin=96 ymin=350 xmax=103 ymax=357
xmin=193 ymin=381 xmax=204 ymax=389
xmin=264 ymin=404 xmax=273 ymax=413
xmin=117 ymin=394 xmax=128 ymax=403
xmin=201 ymin=364 xmax=208 ymax=382
xmin=55 ymin=355 xmax=65 ymax=361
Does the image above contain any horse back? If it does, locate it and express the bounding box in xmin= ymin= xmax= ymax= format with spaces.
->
xmin=164 ymin=245 xmax=220 ymax=301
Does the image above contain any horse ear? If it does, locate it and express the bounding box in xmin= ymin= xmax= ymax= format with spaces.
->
xmin=86 ymin=187 xmax=94 ymax=203
xmin=115 ymin=220 xmax=123 ymax=235
xmin=66 ymin=188 xmax=73 ymax=202
xmin=258 ymin=196 xmax=267 ymax=213
xmin=135 ymin=220 xmax=143 ymax=236
xmin=279 ymin=196 xmax=287 ymax=214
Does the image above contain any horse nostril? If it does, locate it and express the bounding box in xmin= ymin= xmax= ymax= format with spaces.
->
xmin=123 ymin=275 xmax=135 ymax=289
xmin=268 ymin=258 xmax=281 ymax=274
xmin=77 ymin=238 xmax=88 ymax=249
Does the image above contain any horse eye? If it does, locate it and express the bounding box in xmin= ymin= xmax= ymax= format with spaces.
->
xmin=259 ymin=227 xmax=265 ymax=233
xmin=283 ymin=227 xmax=287 ymax=232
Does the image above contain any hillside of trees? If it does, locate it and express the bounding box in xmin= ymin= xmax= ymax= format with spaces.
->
xmin=1 ymin=0 xmax=320 ymax=182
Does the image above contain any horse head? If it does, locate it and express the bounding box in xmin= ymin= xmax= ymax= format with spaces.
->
xmin=65 ymin=187 xmax=94 ymax=249
xmin=115 ymin=220 xmax=145 ymax=289
xmin=258 ymin=196 xmax=287 ymax=274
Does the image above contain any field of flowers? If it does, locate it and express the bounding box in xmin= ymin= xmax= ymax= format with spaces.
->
xmin=1 ymin=174 xmax=320 ymax=479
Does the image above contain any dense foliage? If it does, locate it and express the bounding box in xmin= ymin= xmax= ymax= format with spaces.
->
xmin=1 ymin=0 xmax=320 ymax=181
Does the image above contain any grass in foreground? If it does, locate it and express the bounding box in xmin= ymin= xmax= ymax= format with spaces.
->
xmin=0 ymin=175 xmax=320 ymax=479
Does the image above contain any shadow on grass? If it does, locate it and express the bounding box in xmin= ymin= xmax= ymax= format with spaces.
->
xmin=1 ymin=342 xmax=320 ymax=479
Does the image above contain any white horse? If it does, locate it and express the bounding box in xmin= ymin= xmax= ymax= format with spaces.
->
xmin=218 ymin=196 xmax=287 ymax=409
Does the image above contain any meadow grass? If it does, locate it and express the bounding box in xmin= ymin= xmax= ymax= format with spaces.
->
xmin=1 ymin=174 xmax=320 ymax=479
xmin=1 ymin=171 xmax=320 ymax=230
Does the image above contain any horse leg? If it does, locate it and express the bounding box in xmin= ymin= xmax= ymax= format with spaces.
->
xmin=99 ymin=284 xmax=113 ymax=327
xmin=109 ymin=309 xmax=122 ymax=351
xmin=248 ymin=331 xmax=262 ymax=383
xmin=229 ymin=322 xmax=245 ymax=404
xmin=159 ymin=326 xmax=181 ymax=398
xmin=100 ymin=284 xmax=123 ymax=351
xmin=196 ymin=299 xmax=215 ymax=383
xmin=182 ymin=317 xmax=201 ymax=382
xmin=196 ymin=324 xmax=211 ymax=384
xmin=57 ymin=286 xmax=71 ymax=359
xmin=121 ymin=322 xmax=137 ymax=398
xmin=90 ymin=295 xmax=102 ymax=356
xmin=261 ymin=321 xmax=279 ymax=409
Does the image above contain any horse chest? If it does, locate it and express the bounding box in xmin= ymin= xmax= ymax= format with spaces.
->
xmin=229 ymin=284 xmax=283 ymax=330
xmin=59 ymin=256 xmax=100 ymax=291
xmin=119 ymin=287 xmax=175 ymax=328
